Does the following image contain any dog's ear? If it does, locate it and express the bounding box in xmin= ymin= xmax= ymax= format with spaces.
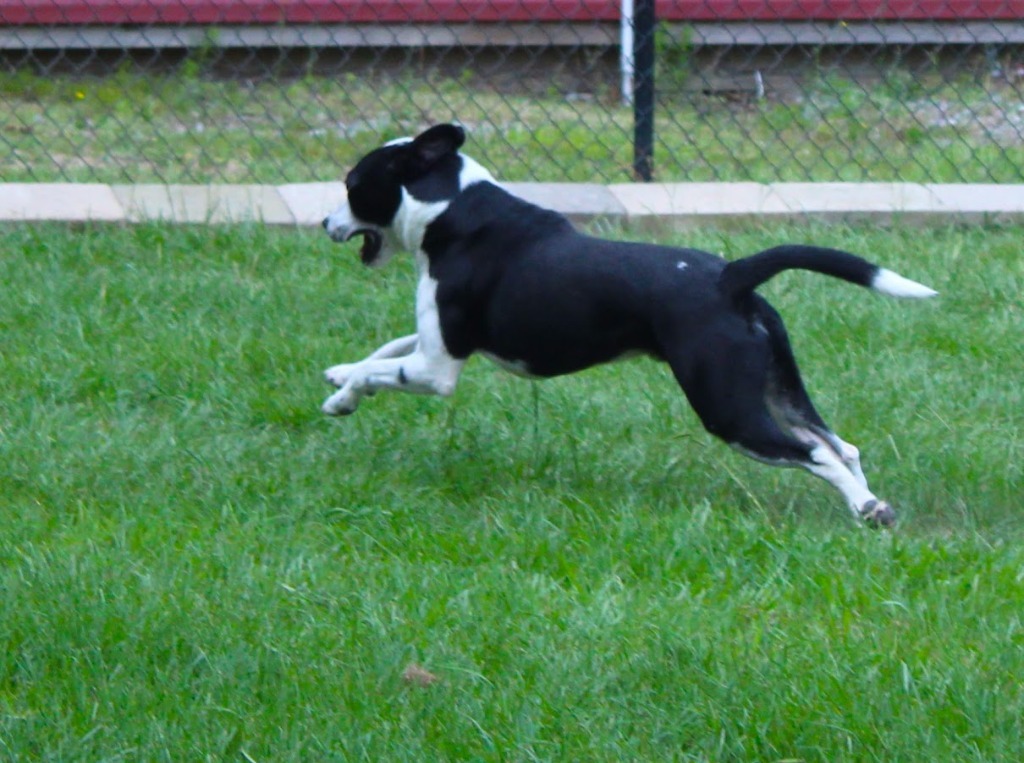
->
xmin=409 ymin=124 xmax=466 ymax=168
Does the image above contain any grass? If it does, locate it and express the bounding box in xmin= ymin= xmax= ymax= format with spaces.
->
xmin=1 ymin=220 xmax=1022 ymax=760
xmin=3 ymin=61 xmax=1024 ymax=184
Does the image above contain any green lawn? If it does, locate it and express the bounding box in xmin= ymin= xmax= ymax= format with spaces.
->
xmin=0 ymin=221 xmax=1021 ymax=761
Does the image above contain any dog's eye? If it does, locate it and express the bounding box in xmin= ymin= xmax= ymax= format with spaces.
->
xmin=345 ymin=172 xmax=360 ymax=191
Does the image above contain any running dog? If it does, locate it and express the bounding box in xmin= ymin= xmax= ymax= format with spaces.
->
xmin=321 ymin=124 xmax=936 ymax=526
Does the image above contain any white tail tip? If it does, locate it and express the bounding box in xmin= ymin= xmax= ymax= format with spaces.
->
xmin=872 ymin=268 xmax=938 ymax=299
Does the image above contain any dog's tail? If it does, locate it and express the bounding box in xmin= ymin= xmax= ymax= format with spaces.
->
xmin=719 ymin=245 xmax=937 ymax=301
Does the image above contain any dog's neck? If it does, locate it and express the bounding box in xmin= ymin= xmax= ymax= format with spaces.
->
xmin=393 ymin=193 xmax=449 ymax=254
xmin=393 ymin=152 xmax=496 ymax=256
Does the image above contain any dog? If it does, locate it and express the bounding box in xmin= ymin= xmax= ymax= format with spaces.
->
xmin=321 ymin=124 xmax=936 ymax=526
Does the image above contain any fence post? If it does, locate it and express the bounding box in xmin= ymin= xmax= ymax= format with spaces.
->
xmin=632 ymin=0 xmax=656 ymax=181
xmin=620 ymin=0 xmax=635 ymax=106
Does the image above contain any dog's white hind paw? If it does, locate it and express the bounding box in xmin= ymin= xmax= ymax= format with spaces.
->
xmin=860 ymin=500 xmax=896 ymax=528
xmin=324 ymin=363 xmax=356 ymax=388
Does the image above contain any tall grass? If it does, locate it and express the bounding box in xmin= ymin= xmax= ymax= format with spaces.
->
xmin=0 ymin=221 xmax=1021 ymax=760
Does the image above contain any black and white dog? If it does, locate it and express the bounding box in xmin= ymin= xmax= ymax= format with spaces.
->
xmin=321 ymin=124 xmax=936 ymax=526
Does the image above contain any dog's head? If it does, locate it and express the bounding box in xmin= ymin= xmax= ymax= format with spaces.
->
xmin=322 ymin=123 xmax=493 ymax=266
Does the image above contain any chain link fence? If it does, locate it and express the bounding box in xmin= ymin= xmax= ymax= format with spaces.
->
xmin=2 ymin=1 xmax=1024 ymax=184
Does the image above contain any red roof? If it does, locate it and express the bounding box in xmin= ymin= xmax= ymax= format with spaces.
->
xmin=2 ymin=0 xmax=1022 ymax=25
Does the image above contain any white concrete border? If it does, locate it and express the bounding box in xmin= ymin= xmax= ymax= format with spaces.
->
xmin=3 ymin=182 xmax=1024 ymax=227
xmin=0 ymin=183 xmax=124 ymax=222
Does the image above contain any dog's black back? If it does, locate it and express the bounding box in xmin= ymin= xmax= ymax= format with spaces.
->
xmin=423 ymin=181 xmax=738 ymax=376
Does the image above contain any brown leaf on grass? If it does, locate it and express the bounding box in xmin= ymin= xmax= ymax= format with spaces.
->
xmin=402 ymin=663 xmax=440 ymax=687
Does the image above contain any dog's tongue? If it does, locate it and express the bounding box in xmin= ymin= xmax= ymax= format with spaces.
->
xmin=346 ymin=230 xmax=383 ymax=265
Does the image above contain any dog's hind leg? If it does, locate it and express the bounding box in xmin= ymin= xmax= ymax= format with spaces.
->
xmin=815 ymin=431 xmax=867 ymax=488
xmin=756 ymin=302 xmax=882 ymax=505
xmin=325 ymin=333 xmax=419 ymax=389
xmin=787 ymin=427 xmax=892 ymax=526
xmin=666 ymin=333 xmax=894 ymax=526
xmin=728 ymin=412 xmax=892 ymax=527
xmin=764 ymin=389 xmax=870 ymax=492
xmin=837 ymin=438 xmax=867 ymax=488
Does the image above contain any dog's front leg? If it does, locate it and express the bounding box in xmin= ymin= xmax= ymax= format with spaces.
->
xmin=324 ymin=333 xmax=419 ymax=389
xmin=321 ymin=352 xmax=465 ymax=416
xmin=324 ymin=273 xmax=464 ymax=416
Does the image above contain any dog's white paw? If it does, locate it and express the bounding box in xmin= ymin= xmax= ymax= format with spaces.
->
xmin=860 ymin=500 xmax=896 ymax=528
xmin=322 ymin=388 xmax=360 ymax=416
xmin=324 ymin=363 xmax=356 ymax=388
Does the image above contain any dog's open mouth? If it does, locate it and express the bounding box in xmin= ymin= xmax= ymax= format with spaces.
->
xmin=344 ymin=229 xmax=384 ymax=265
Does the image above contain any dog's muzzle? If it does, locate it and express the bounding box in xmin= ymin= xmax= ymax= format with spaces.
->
xmin=322 ymin=217 xmax=385 ymax=265
xmin=348 ymin=229 xmax=384 ymax=265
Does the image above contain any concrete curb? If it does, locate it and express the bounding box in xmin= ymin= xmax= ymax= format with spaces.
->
xmin=3 ymin=182 xmax=1024 ymax=227
xmin=0 ymin=183 xmax=124 ymax=222
xmin=607 ymin=182 xmax=1024 ymax=226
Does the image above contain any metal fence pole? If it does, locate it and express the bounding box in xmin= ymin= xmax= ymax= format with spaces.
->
xmin=620 ymin=0 xmax=635 ymax=106
xmin=631 ymin=0 xmax=656 ymax=181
